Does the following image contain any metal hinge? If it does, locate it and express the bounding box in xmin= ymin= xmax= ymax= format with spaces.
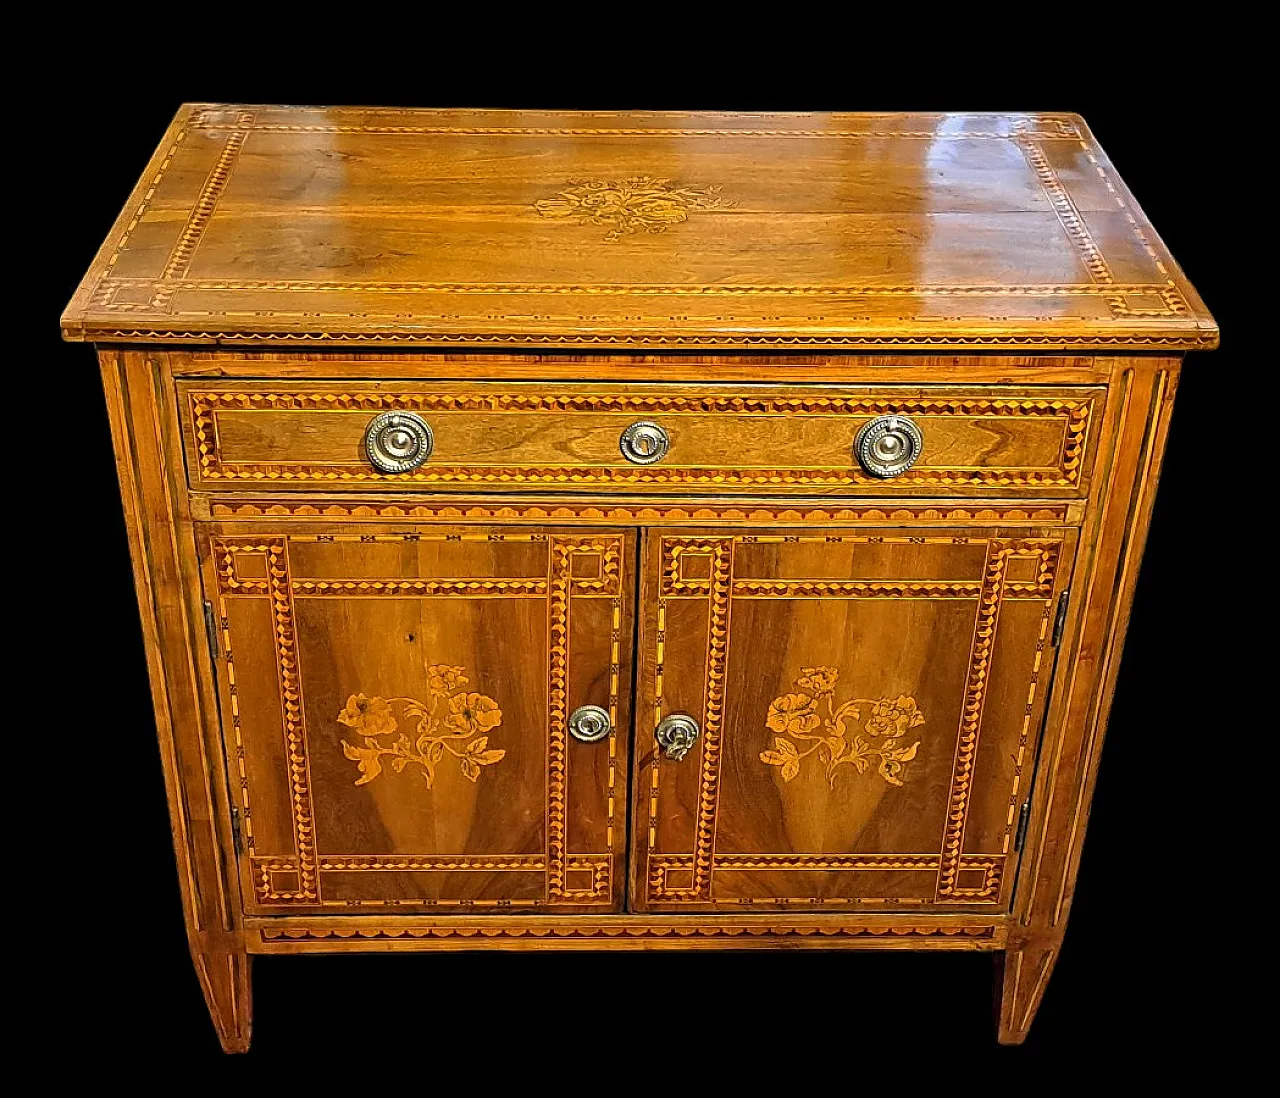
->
xmin=203 ymin=600 xmax=220 ymax=659
xmin=1051 ymin=589 xmax=1070 ymax=647
xmin=1014 ymin=800 xmax=1032 ymax=852
xmin=230 ymin=804 xmax=242 ymax=855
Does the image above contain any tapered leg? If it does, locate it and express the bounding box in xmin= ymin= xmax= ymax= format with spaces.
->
xmin=192 ymin=940 xmax=253 ymax=1053
xmin=996 ymin=936 xmax=1060 ymax=1044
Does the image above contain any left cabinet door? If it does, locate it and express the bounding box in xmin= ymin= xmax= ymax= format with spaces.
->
xmin=200 ymin=522 xmax=634 ymax=914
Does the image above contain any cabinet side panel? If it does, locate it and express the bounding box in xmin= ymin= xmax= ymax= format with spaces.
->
xmin=1001 ymin=355 xmax=1182 ymax=1041
xmin=98 ymin=348 xmax=250 ymax=1050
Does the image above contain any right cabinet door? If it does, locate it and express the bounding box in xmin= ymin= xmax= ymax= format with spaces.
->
xmin=631 ymin=526 xmax=1075 ymax=913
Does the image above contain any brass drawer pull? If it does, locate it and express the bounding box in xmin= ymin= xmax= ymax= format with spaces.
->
xmin=364 ymin=411 xmax=433 ymax=473
xmin=855 ymin=414 xmax=923 ymax=478
xmin=619 ymin=420 xmax=670 ymax=465
xmin=568 ymin=704 xmax=611 ymax=743
xmin=655 ymin=713 xmax=700 ymax=761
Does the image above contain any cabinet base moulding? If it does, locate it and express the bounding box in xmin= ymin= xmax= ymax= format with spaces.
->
xmin=247 ymin=917 xmax=1006 ymax=952
xmin=199 ymin=497 xmax=1082 ymax=527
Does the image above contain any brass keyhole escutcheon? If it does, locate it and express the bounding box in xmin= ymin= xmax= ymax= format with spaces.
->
xmin=568 ymin=704 xmax=612 ymax=743
xmin=619 ymin=421 xmax=671 ymax=465
xmin=655 ymin=713 xmax=700 ymax=761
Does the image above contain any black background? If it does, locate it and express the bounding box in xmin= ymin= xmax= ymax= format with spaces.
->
xmin=28 ymin=27 xmax=1251 ymax=1075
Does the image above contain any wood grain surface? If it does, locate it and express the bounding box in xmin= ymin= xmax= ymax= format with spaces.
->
xmin=61 ymin=107 xmax=1216 ymax=349
xmin=168 ymin=349 xmax=1113 ymax=384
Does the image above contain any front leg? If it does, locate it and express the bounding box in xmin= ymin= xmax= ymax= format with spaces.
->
xmin=996 ymin=935 xmax=1060 ymax=1044
xmin=192 ymin=937 xmax=252 ymax=1053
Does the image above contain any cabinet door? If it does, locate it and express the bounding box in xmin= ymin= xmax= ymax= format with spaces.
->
xmin=631 ymin=527 xmax=1074 ymax=913
xmin=203 ymin=524 xmax=633 ymax=914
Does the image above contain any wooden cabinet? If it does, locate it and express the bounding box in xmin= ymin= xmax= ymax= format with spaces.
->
xmin=64 ymin=106 xmax=1215 ymax=1051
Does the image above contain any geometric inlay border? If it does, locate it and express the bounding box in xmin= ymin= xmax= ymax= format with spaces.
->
xmin=207 ymin=500 xmax=1074 ymax=525
xmin=254 ymin=920 xmax=1002 ymax=946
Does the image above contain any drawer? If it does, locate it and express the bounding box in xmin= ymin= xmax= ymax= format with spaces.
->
xmin=177 ymin=382 xmax=1101 ymax=496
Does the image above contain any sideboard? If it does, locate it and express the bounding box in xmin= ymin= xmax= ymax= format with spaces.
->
xmin=62 ymin=105 xmax=1216 ymax=1050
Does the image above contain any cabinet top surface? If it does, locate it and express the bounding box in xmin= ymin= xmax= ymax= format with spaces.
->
xmin=62 ymin=105 xmax=1216 ymax=351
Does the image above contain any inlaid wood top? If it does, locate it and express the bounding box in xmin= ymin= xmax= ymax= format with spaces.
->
xmin=62 ymin=105 xmax=1216 ymax=350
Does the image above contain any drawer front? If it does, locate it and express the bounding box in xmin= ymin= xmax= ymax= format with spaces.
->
xmin=178 ymin=382 xmax=1101 ymax=496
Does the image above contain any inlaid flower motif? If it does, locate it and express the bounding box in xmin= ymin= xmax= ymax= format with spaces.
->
xmin=796 ymin=666 xmax=839 ymax=694
xmin=341 ymin=741 xmax=384 ymax=786
xmin=865 ymin=695 xmax=926 ymax=739
xmin=765 ymin=693 xmax=821 ymax=735
xmin=447 ymin=692 xmax=503 ymax=735
xmin=535 ymin=176 xmax=733 ymax=242
xmin=336 ymin=693 xmax=398 ymax=737
xmin=760 ymin=674 xmax=926 ymax=789
xmin=337 ymin=668 xmax=505 ymax=790
xmin=759 ymin=736 xmax=802 ymax=783
xmin=877 ymin=741 xmax=921 ymax=787
xmin=458 ymin=736 xmax=508 ymax=783
xmin=426 ymin=664 xmax=468 ymax=697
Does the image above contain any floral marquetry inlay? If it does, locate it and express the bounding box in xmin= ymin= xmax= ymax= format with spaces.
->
xmin=338 ymin=664 xmax=506 ymax=788
xmin=760 ymin=667 xmax=925 ymax=787
xmin=535 ymin=177 xmax=733 ymax=241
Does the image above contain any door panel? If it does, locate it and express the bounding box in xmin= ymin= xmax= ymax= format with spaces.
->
xmin=631 ymin=527 xmax=1074 ymax=912
xmin=203 ymin=524 xmax=633 ymax=913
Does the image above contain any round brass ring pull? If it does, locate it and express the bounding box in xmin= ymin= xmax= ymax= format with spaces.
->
xmin=364 ymin=411 xmax=433 ymax=474
xmin=854 ymin=414 xmax=923 ymax=478
xmin=655 ymin=713 xmax=700 ymax=761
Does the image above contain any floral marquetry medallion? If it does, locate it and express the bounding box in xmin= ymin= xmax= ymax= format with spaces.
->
xmin=338 ymin=664 xmax=507 ymax=790
xmin=535 ymin=177 xmax=733 ymax=241
xmin=761 ymin=668 xmax=925 ymax=788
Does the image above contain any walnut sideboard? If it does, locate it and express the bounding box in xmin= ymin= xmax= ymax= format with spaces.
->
xmin=62 ymin=106 xmax=1216 ymax=1051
